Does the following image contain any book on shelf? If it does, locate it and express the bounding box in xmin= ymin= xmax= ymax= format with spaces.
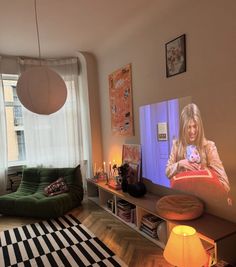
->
xmin=211 ymin=260 xmax=234 ymax=267
xmin=142 ymin=213 xmax=162 ymax=222
xmin=201 ymin=239 xmax=216 ymax=267
xmin=117 ymin=199 xmax=131 ymax=205
xmin=117 ymin=204 xmax=131 ymax=211
xmin=107 ymin=199 xmax=115 ymax=213
xmin=117 ymin=207 xmax=131 ymax=215
xmin=130 ymin=207 xmax=136 ymax=224
xmin=116 ymin=200 xmax=136 ymax=224
xmin=141 ymin=214 xmax=163 ymax=229
xmin=142 ymin=218 xmax=163 ymax=230
xmin=205 ymin=246 xmax=217 ymax=267
xmin=117 ymin=199 xmax=130 ymax=207
xmin=140 ymin=224 xmax=158 ymax=238
xmin=117 ymin=212 xmax=131 ymax=222
xmin=117 ymin=200 xmax=135 ymax=211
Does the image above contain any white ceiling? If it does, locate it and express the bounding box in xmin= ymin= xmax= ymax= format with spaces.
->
xmin=0 ymin=0 xmax=172 ymax=58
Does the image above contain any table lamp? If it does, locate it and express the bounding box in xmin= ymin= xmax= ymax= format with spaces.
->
xmin=163 ymin=225 xmax=208 ymax=267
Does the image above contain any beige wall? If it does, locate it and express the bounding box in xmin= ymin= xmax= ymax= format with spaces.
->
xmin=95 ymin=0 xmax=236 ymax=222
xmin=78 ymin=52 xmax=103 ymax=172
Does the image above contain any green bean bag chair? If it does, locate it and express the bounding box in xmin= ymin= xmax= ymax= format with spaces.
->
xmin=0 ymin=165 xmax=83 ymax=218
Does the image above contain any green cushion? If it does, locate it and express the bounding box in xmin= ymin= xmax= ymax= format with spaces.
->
xmin=0 ymin=165 xmax=83 ymax=218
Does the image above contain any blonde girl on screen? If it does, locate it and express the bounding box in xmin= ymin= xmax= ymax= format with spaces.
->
xmin=165 ymin=103 xmax=231 ymax=204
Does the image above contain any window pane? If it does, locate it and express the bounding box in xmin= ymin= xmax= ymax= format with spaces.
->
xmin=3 ymin=78 xmax=17 ymax=102
xmin=16 ymin=131 xmax=26 ymax=160
xmin=3 ymin=75 xmax=26 ymax=165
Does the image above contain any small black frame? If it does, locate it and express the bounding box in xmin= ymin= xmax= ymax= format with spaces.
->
xmin=165 ymin=34 xmax=186 ymax=78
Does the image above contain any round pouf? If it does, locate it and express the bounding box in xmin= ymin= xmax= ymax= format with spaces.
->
xmin=156 ymin=194 xmax=204 ymax=220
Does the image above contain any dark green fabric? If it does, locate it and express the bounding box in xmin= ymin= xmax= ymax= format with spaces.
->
xmin=0 ymin=165 xmax=83 ymax=218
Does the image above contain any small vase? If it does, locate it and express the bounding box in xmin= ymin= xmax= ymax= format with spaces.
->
xmin=121 ymin=177 xmax=128 ymax=192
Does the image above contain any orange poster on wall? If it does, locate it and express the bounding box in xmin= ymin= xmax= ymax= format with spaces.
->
xmin=109 ymin=64 xmax=134 ymax=136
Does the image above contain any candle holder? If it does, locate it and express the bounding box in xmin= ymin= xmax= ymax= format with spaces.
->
xmin=105 ymin=172 xmax=109 ymax=185
xmin=112 ymin=164 xmax=119 ymax=178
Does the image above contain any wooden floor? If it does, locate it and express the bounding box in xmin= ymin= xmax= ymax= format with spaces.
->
xmin=0 ymin=197 xmax=173 ymax=267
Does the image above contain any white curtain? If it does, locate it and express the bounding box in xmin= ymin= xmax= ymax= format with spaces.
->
xmin=0 ymin=57 xmax=8 ymax=195
xmin=18 ymin=58 xmax=90 ymax=176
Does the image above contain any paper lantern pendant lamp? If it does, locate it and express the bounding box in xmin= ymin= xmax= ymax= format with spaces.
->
xmin=16 ymin=66 xmax=67 ymax=115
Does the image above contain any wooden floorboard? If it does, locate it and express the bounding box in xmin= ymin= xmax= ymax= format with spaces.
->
xmin=0 ymin=197 xmax=173 ymax=267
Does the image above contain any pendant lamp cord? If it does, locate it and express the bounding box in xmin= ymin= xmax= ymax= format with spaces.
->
xmin=34 ymin=0 xmax=42 ymax=61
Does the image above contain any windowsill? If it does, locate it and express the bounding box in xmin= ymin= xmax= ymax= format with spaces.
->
xmin=8 ymin=161 xmax=26 ymax=168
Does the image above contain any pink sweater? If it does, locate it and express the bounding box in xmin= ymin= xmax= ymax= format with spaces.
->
xmin=166 ymin=139 xmax=230 ymax=192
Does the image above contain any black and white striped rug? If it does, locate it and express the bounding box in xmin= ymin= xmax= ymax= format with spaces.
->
xmin=0 ymin=214 xmax=127 ymax=267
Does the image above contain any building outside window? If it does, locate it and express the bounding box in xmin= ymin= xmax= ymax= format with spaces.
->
xmin=3 ymin=74 xmax=26 ymax=166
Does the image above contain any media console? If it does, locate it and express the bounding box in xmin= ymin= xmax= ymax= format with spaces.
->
xmin=87 ymin=179 xmax=236 ymax=265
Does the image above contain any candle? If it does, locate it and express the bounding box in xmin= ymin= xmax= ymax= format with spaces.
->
xmin=109 ymin=162 xmax=112 ymax=172
xmin=94 ymin=162 xmax=97 ymax=175
xmin=103 ymin=162 xmax=106 ymax=173
xmin=109 ymin=162 xmax=112 ymax=178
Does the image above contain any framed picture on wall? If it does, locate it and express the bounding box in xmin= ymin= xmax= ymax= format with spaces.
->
xmin=165 ymin=34 xmax=186 ymax=78
xmin=122 ymin=144 xmax=141 ymax=182
xmin=108 ymin=64 xmax=134 ymax=136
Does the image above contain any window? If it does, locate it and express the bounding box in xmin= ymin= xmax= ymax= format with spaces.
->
xmin=0 ymin=57 xmax=91 ymax=178
xmin=3 ymin=74 xmax=26 ymax=166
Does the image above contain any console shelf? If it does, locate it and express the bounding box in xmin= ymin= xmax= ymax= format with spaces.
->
xmin=87 ymin=179 xmax=236 ymax=265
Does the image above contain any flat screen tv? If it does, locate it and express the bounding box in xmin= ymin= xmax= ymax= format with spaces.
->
xmin=139 ymin=96 xmax=233 ymax=214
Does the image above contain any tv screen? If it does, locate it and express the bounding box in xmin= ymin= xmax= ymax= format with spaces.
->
xmin=139 ymin=96 xmax=232 ymax=210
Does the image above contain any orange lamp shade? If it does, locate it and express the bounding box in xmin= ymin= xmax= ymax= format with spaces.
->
xmin=163 ymin=225 xmax=207 ymax=267
xmin=16 ymin=66 xmax=67 ymax=115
